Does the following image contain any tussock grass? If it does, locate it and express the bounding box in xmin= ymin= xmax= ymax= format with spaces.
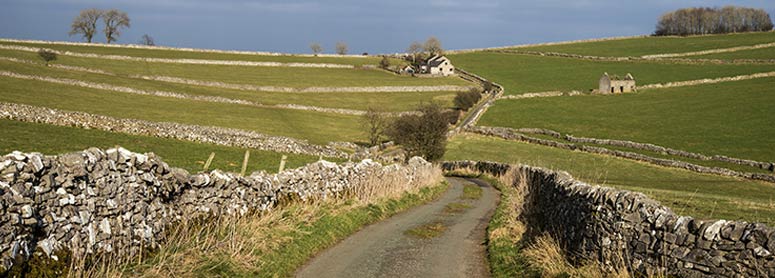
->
xmin=461 ymin=183 xmax=483 ymax=200
xmin=443 ymin=202 xmax=472 ymax=214
xmin=404 ymin=222 xmax=447 ymax=239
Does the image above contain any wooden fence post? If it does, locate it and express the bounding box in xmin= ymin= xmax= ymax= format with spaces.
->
xmin=240 ymin=150 xmax=250 ymax=177
xmin=278 ymin=155 xmax=288 ymax=173
xmin=203 ymin=152 xmax=215 ymax=172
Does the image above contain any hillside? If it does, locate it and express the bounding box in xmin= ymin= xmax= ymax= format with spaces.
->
xmin=447 ymin=31 xmax=775 ymax=224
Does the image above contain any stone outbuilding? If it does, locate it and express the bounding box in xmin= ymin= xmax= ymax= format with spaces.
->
xmin=599 ymin=72 xmax=636 ymax=94
xmin=420 ymin=55 xmax=455 ymax=76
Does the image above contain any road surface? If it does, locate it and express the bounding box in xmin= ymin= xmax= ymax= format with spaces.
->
xmin=296 ymin=177 xmax=498 ymax=278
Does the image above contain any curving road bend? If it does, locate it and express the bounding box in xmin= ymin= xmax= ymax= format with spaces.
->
xmin=296 ymin=177 xmax=498 ymax=278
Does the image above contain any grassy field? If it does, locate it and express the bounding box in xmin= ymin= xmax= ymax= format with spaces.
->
xmin=0 ymin=39 xmax=405 ymax=66
xmin=0 ymin=119 xmax=328 ymax=174
xmin=448 ymin=52 xmax=775 ymax=95
xmin=693 ymin=46 xmax=775 ymax=60
xmin=0 ymin=59 xmax=456 ymax=112
xmin=512 ymin=31 xmax=775 ymax=57
xmin=0 ymin=75 xmax=365 ymax=144
xmin=479 ymin=78 xmax=775 ymax=162
xmin=0 ymin=48 xmax=469 ymax=88
xmin=445 ymin=134 xmax=775 ymax=225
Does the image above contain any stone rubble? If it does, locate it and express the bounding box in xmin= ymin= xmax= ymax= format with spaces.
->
xmin=0 ymin=148 xmax=436 ymax=273
xmin=443 ymin=160 xmax=775 ymax=277
xmin=0 ymin=102 xmax=347 ymax=158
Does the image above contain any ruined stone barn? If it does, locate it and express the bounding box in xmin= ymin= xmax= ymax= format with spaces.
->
xmin=420 ymin=55 xmax=455 ymax=76
xmin=599 ymin=72 xmax=636 ymax=94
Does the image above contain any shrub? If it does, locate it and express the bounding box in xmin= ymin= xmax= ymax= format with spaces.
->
xmin=379 ymin=56 xmax=390 ymax=69
xmin=37 ymin=49 xmax=57 ymax=66
xmin=387 ymin=103 xmax=448 ymax=161
xmin=453 ymin=88 xmax=483 ymax=111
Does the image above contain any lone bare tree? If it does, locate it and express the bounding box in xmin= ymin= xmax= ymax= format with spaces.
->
xmin=69 ymin=9 xmax=103 ymax=43
xmin=310 ymin=43 xmax=322 ymax=55
xmin=362 ymin=107 xmax=389 ymax=146
xmin=37 ymin=49 xmax=57 ymax=66
xmin=335 ymin=41 xmax=348 ymax=55
xmin=139 ymin=34 xmax=155 ymax=46
xmin=103 ymin=9 xmax=130 ymax=44
xmin=423 ymin=36 xmax=443 ymax=56
xmin=406 ymin=41 xmax=423 ymax=63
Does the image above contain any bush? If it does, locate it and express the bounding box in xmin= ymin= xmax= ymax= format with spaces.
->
xmin=379 ymin=56 xmax=390 ymax=69
xmin=37 ymin=49 xmax=57 ymax=66
xmin=453 ymin=89 xmax=483 ymax=111
xmin=387 ymin=103 xmax=448 ymax=161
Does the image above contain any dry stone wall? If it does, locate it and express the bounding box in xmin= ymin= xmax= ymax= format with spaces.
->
xmin=0 ymin=147 xmax=436 ymax=273
xmin=0 ymin=102 xmax=347 ymax=158
xmin=443 ymin=160 xmax=775 ymax=277
xmin=468 ymin=126 xmax=775 ymax=183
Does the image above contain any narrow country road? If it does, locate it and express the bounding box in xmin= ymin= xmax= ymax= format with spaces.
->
xmin=296 ymin=177 xmax=498 ymax=278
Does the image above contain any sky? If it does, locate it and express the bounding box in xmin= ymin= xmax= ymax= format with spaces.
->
xmin=1 ymin=0 xmax=774 ymax=54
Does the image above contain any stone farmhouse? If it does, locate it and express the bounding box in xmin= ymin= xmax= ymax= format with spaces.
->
xmin=599 ymin=72 xmax=636 ymax=94
xmin=421 ymin=55 xmax=455 ymax=76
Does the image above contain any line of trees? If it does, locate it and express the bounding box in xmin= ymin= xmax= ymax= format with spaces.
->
xmin=69 ymin=8 xmax=130 ymax=43
xmin=309 ymin=42 xmax=349 ymax=55
xmin=655 ymin=6 xmax=774 ymax=36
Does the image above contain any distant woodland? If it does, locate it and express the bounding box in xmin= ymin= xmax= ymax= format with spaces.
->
xmin=655 ymin=6 xmax=774 ymax=36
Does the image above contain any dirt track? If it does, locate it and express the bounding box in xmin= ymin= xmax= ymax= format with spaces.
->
xmin=296 ymin=177 xmax=498 ymax=278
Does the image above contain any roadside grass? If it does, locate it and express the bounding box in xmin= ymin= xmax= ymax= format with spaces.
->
xmin=512 ymin=31 xmax=775 ymax=57
xmin=404 ymin=221 xmax=447 ymax=239
xmin=0 ymin=39 xmax=403 ymax=66
xmin=0 ymin=75 xmax=365 ymax=145
xmin=462 ymin=183 xmax=483 ymax=199
xmin=443 ymin=202 xmax=472 ymax=214
xmin=0 ymin=59 xmax=457 ymax=112
xmin=444 ymin=134 xmax=775 ymax=225
xmin=0 ymin=119 xmax=330 ymax=174
xmin=0 ymin=48 xmax=469 ymax=88
xmin=448 ymin=51 xmax=775 ymax=95
xmin=692 ymin=46 xmax=775 ymax=60
xmin=90 ymin=179 xmax=448 ymax=277
xmin=480 ymin=77 xmax=775 ymax=162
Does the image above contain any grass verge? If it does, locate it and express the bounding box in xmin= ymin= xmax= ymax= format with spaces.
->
xmin=96 ymin=181 xmax=449 ymax=277
xmin=443 ymin=202 xmax=472 ymax=214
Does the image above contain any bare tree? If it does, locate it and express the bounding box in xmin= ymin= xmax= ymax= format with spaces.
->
xmin=69 ymin=9 xmax=103 ymax=43
xmin=139 ymin=34 xmax=155 ymax=46
xmin=406 ymin=41 xmax=423 ymax=63
xmin=103 ymin=9 xmax=130 ymax=44
xmin=37 ymin=49 xmax=57 ymax=66
xmin=423 ymin=36 xmax=443 ymax=56
xmin=310 ymin=43 xmax=322 ymax=55
xmin=335 ymin=41 xmax=348 ymax=55
xmin=362 ymin=107 xmax=389 ymax=147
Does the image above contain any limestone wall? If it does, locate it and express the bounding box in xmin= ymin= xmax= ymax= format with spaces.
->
xmin=0 ymin=148 xmax=437 ymax=273
xmin=442 ymin=160 xmax=775 ymax=277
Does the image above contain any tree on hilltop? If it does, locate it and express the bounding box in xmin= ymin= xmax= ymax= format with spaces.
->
xmin=423 ymin=36 xmax=443 ymax=56
xmin=69 ymin=8 xmax=103 ymax=43
xmin=139 ymin=34 xmax=155 ymax=46
xmin=310 ymin=43 xmax=322 ymax=55
xmin=103 ymin=9 xmax=130 ymax=44
xmin=407 ymin=41 xmax=423 ymax=63
xmin=335 ymin=41 xmax=348 ymax=55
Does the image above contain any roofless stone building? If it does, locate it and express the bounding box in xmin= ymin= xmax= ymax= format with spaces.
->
xmin=599 ymin=72 xmax=636 ymax=94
